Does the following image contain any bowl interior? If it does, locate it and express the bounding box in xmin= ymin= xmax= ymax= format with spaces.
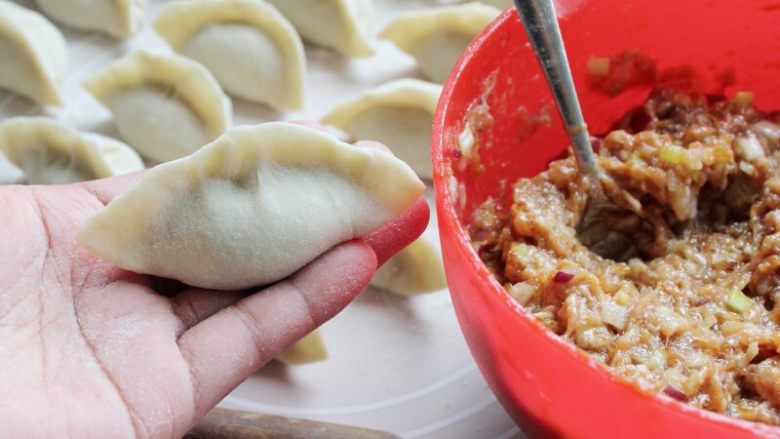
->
xmin=433 ymin=1 xmax=780 ymax=437
xmin=440 ymin=0 xmax=780 ymax=222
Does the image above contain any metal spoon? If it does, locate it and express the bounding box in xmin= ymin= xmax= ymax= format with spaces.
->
xmin=511 ymin=0 xmax=599 ymax=182
xmin=512 ymin=0 xmax=641 ymax=259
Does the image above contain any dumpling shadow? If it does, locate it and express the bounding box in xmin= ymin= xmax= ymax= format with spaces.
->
xmin=86 ymin=118 xmax=120 ymax=138
xmin=305 ymin=43 xmax=352 ymax=73
xmin=0 ymin=91 xmax=45 ymax=118
xmin=8 ymin=0 xmax=35 ymax=8
xmin=253 ymin=359 xmax=294 ymax=383
xmin=352 ymin=285 xmax=423 ymax=321
xmin=231 ymin=98 xmax=285 ymax=126
xmin=342 ymin=40 xmax=432 ymax=85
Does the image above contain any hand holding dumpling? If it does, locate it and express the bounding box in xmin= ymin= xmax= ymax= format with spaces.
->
xmin=0 ymin=123 xmax=428 ymax=437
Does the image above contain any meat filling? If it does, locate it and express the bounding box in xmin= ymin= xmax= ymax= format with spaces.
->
xmin=470 ymin=89 xmax=780 ymax=424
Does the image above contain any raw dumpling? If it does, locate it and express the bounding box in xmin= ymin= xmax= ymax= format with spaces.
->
xmin=0 ymin=117 xmax=144 ymax=185
xmin=321 ymin=79 xmax=442 ymax=179
xmin=154 ymin=0 xmax=306 ymax=111
xmin=34 ymin=0 xmax=146 ymax=38
xmin=370 ymin=236 xmax=447 ymax=296
xmin=379 ymin=3 xmax=500 ymax=83
xmin=84 ymin=51 xmax=232 ymax=163
xmin=266 ymin=0 xmax=374 ymax=57
xmin=0 ymin=1 xmax=67 ymax=105
xmin=77 ymin=122 xmax=425 ymax=290
xmin=276 ymin=330 xmax=327 ymax=365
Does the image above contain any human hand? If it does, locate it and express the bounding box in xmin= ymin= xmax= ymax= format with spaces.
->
xmin=0 ymin=141 xmax=428 ymax=438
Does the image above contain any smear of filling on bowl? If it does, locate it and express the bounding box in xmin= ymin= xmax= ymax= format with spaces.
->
xmin=469 ymin=88 xmax=780 ymax=424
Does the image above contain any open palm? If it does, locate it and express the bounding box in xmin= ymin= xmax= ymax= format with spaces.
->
xmin=0 ymin=172 xmax=428 ymax=438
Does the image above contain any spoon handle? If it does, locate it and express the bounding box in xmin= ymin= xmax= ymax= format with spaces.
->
xmin=511 ymin=0 xmax=599 ymax=178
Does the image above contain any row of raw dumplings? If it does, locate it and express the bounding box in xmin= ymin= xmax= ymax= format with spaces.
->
xmin=0 ymin=0 xmax=498 ymax=176
xmin=27 ymin=0 xmax=511 ymax=44
xmin=1 ymin=0 xmax=502 ymax=105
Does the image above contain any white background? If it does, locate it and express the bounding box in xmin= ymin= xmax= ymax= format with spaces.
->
xmin=0 ymin=0 xmax=525 ymax=437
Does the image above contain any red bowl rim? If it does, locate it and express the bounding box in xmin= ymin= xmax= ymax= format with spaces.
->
xmin=431 ymin=8 xmax=780 ymax=437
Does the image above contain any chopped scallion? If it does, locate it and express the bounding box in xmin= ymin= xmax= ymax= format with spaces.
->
xmin=659 ymin=146 xmax=685 ymax=165
xmin=726 ymin=289 xmax=753 ymax=314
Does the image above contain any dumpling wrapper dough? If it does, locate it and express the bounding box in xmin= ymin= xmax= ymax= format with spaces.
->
xmin=370 ymin=236 xmax=447 ymax=296
xmin=379 ymin=3 xmax=500 ymax=83
xmin=84 ymin=51 xmax=232 ymax=163
xmin=266 ymin=0 xmax=374 ymax=57
xmin=276 ymin=330 xmax=327 ymax=365
xmin=34 ymin=0 xmax=146 ymax=38
xmin=154 ymin=0 xmax=306 ymax=111
xmin=0 ymin=117 xmax=144 ymax=184
xmin=77 ymin=122 xmax=425 ymax=290
xmin=0 ymin=1 xmax=67 ymax=105
xmin=322 ymin=79 xmax=442 ymax=179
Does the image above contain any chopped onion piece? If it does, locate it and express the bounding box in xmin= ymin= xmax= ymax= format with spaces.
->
xmin=663 ymin=385 xmax=687 ymax=401
xmin=600 ymin=301 xmax=628 ymax=330
xmin=751 ymin=120 xmax=780 ymax=144
xmin=508 ymin=282 xmax=537 ymax=305
xmin=553 ymin=271 xmax=575 ymax=283
xmin=655 ymin=306 xmax=687 ymax=338
xmin=591 ymin=137 xmax=603 ymax=152
xmin=735 ymin=135 xmax=765 ymax=161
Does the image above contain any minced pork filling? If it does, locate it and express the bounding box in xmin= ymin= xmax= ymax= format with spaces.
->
xmin=469 ymin=89 xmax=780 ymax=424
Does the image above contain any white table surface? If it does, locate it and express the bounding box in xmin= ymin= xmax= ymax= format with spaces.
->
xmin=0 ymin=0 xmax=525 ymax=437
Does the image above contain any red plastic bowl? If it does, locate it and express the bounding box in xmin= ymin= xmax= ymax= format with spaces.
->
xmin=432 ymin=1 xmax=780 ymax=438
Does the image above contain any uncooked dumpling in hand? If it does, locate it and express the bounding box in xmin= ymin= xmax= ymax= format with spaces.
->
xmin=84 ymin=51 xmax=232 ymax=163
xmin=0 ymin=117 xmax=144 ymax=185
xmin=77 ymin=122 xmax=425 ymax=290
xmin=154 ymin=0 xmax=306 ymax=111
xmin=34 ymin=0 xmax=146 ymax=38
xmin=379 ymin=3 xmax=500 ymax=83
xmin=322 ymin=79 xmax=442 ymax=179
xmin=371 ymin=236 xmax=447 ymax=296
xmin=0 ymin=1 xmax=67 ymax=105
xmin=266 ymin=0 xmax=374 ymax=57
